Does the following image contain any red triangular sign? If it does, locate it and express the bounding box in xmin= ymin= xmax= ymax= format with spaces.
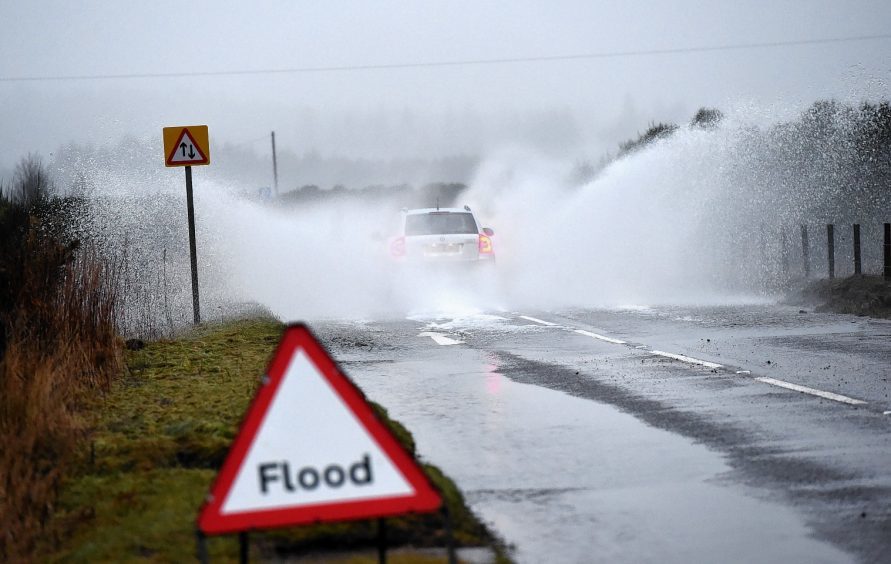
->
xmin=197 ymin=324 xmax=442 ymax=534
xmin=166 ymin=128 xmax=209 ymax=165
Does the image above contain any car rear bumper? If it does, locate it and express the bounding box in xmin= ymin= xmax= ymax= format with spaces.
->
xmin=392 ymin=255 xmax=495 ymax=272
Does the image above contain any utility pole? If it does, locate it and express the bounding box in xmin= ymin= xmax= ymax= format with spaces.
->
xmin=271 ymin=131 xmax=279 ymax=196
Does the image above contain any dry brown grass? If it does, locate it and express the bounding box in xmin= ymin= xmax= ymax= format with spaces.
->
xmin=0 ymin=225 xmax=122 ymax=562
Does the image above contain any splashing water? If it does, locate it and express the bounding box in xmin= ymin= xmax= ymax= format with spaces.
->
xmin=463 ymin=103 xmax=889 ymax=310
xmin=54 ymin=103 xmax=889 ymax=332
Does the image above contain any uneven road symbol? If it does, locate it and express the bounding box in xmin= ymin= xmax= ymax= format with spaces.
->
xmin=163 ymin=125 xmax=210 ymax=167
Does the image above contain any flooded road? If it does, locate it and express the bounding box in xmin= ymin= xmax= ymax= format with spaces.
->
xmin=315 ymin=305 xmax=890 ymax=563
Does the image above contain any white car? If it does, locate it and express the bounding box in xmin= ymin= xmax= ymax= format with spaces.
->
xmin=389 ymin=206 xmax=495 ymax=267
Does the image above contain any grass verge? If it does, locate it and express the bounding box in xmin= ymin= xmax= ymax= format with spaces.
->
xmin=46 ymin=317 xmax=508 ymax=562
xmin=798 ymin=275 xmax=891 ymax=319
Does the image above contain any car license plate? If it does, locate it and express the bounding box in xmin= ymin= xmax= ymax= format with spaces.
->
xmin=426 ymin=243 xmax=462 ymax=254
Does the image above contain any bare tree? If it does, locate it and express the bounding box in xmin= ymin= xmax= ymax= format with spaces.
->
xmin=13 ymin=154 xmax=54 ymax=209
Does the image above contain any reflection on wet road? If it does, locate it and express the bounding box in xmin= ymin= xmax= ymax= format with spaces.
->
xmin=318 ymin=305 xmax=891 ymax=563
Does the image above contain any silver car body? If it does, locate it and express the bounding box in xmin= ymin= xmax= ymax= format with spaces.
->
xmin=396 ymin=207 xmax=494 ymax=265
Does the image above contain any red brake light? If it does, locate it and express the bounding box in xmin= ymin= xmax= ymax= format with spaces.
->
xmin=390 ymin=236 xmax=406 ymax=257
xmin=479 ymin=234 xmax=493 ymax=254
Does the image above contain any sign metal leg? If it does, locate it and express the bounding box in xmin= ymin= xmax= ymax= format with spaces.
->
xmin=443 ymin=505 xmax=457 ymax=564
xmin=377 ymin=518 xmax=387 ymax=564
xmin=239 ymin=531 xmax=249 ymax=564
xmin=195 ymin=529 xmax=209 ymax=564
xmin=184 ymin=165 xmax=201 ymax=325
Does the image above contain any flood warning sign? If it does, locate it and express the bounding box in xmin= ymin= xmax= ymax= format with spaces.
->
xmin=197 ymin=324 xmax=441 ymax=534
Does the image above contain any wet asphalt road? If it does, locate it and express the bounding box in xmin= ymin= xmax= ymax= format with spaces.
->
xmin=311 ymin=304 xmax=891 ymax=563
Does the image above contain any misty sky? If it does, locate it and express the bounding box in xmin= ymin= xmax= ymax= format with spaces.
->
xmin=2 ymin=0 xmax=890 ymax=174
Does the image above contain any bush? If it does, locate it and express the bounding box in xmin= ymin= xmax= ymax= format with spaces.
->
xmin=617 ymin=122 xmax=679 ymax=157
xmin=0 ymin=157 xmax=121 ymax=561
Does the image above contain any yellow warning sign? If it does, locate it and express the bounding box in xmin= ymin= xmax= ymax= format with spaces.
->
xmin=163 ymin=125 xmax=210 ymax=167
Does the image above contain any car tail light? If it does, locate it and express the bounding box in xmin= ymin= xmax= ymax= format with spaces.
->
xmin=479 ymin=234 xmax=493 ymax=254
xmin=390 ymin=236 xmax=406 ymax=257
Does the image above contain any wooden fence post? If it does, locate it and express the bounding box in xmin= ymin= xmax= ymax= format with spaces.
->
xmin=827 ymin=224 xmax=835 ymax=279
xmin=853 ymin=224 xmax=861 ymax=275
xmin=884 ymin=223 xmax=890 ymax=280
xmin=801 ymin=224 xmax=810 ymax=278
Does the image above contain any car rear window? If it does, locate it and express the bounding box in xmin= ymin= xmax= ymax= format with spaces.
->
xmin=405 ymin=212 xmax=478 ymax=235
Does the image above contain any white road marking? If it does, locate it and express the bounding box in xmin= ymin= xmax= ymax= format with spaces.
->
xmin=884 ymin=411 xmax=891 ymax=416
xmin=650 ymin=350 xmax=723 ymax=369
xmin=516 ymin=312 xmax=873 ymax=410
xmin=755 ymin=377 xmax=867 ymax=406
xmin=518 ymin=315 xmax=559 ymax=326
xmin=417 ymin=332 xmax=464 ymax=346
xmin=574 ymin=329 xmax=626 ymax=345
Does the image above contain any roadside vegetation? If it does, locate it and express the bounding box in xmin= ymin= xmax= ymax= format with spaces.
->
xmin=278 ymin=181 xmax=469 ymax=210
xmin=0 ymin=155 xmax=121 ymax=561
xmin=798 ymin=275 xmax=891 ymax=319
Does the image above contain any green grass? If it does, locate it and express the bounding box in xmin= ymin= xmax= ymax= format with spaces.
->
xmin=46 ymin=317 xmax=506 ymax=563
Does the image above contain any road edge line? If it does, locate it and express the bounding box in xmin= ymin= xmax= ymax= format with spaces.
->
xmin=574 ymin=329 xmax=626 ymax=345
xmin=518 ymin=315 xmax=559 ymax=326
xmin=650 ymin=350 xmax=723 ymax=369
xmin=755 ymin=376 xmax=867 ymax=406
xmin=417 ymin=332 xmax=464 ymax=346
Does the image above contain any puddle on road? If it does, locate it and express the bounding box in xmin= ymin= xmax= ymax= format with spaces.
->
xmin=348 ymin=347 xmax=852 ymax=564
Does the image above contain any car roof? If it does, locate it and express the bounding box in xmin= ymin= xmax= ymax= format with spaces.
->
xmin=404 ymin=207 xmax=471 ymax=215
